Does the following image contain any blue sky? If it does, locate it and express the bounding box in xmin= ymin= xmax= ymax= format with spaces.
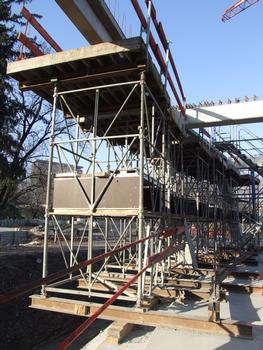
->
xmin=15 ymin=0 xmax=263 ymax=135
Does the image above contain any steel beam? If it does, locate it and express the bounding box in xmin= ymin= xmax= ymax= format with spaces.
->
xmin=21 ymin=7 xmax=62 ymax=52
xmin=17 ymin=32 xmax=44 ymax=57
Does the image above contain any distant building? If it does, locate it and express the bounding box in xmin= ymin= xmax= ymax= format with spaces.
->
xmin=29 ymin=160 xmax=83 ymax=208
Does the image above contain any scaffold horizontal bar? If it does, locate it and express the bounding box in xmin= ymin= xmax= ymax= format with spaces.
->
xmin=53 ymin=134 xmax=140 ymax=144
xmin=57 ymin=80 xmax=141 ymax=96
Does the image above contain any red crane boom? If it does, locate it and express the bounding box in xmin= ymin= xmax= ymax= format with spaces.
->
xmin=222 ymin=0 xmax=260 ymax=21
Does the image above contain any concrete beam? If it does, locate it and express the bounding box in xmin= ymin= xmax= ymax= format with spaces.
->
xmin=173 ymin=100 xmax=263 ymax=129
xmin=55 ymin=0 xmax=125 ymax=44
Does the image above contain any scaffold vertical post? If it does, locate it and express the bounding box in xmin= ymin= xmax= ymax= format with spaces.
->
xmin=42 ymin=83 xmax=58 ymax=294
xmin=137 ymin=70 xmax=145 ymax=306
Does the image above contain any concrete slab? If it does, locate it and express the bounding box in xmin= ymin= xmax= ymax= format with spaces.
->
xmin=144 ymin=326 xmax=263 ymax=350
xmin=81 ymin=325 xmax=154 ymax=350
xmin=7 ymin=37 xmax=143 ymax=79
xmin=83 ymin=289 xmax=262 ymax=350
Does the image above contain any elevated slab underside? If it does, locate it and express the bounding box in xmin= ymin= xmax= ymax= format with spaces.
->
xmin=7 ymin=37 xmax=170 ymax=137
xmin=173 ymin=132 xmax=244 ymax=182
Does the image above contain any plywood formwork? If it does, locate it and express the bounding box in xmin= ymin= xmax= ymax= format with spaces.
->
xmin=7 ymin=37 xmax=170 ymax=138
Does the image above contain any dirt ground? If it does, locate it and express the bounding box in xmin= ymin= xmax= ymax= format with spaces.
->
xmin=0 ymin=249 xmax=108 ymax=350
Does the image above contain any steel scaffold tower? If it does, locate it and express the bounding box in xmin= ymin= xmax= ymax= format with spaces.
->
xmin=2 ymin=1 xmax=262 ymax=347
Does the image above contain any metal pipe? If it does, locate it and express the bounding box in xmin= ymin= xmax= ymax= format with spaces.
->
xmin=41 ymin=85 xmax=58 ymax=294
xmin=21 ymin=6 xmax=62 ymax=52
xmin=143 ymin=0 xmax=186 ymax=102
xmin=58 ymin=80 xmax=140 ymax=96
xmin=53 ymin=133 xmax=139 ymax=144
xmin=137 ymin=71 xmax=145 ymax=305
xmin=70 ymin=217 xmax=74 ymax=279
xmin=87 ymin=89 xmax=99 ymax=289
xmin=130 ymin=0 xmax=185 ymax=112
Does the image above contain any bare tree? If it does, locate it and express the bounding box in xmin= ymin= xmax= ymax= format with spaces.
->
xmin=0 ymin=88 xmax=68 ymax=217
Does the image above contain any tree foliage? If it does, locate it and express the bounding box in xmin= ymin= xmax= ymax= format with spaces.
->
xmin=0 ymin=0 xmax=62 ymax=217
xmin=0 ymin=1 xmax=27 ymax=174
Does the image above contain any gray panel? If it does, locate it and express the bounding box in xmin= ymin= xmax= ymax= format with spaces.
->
xmin=53 ymin=174 xmax=140 ymax=210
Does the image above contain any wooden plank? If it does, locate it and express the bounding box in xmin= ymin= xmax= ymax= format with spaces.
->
xmin=77 ymin=279 xmax=211 ymax=300
xmin=152 ymin=287 xmax=210 ymax=300
xmin=46 ymin=286 xmax=137 ymax=302
xmin=106 ymin=321 xmax=135 ymax=345
xmin=78 ymin=276 xmax=211 ymax=290
xmin=51 ymin=208 xmax=139 ymax=216
xmin=169 ymin=267 xmax=215 ymax=276
xmin=221 ymin=282 xmax=263 ymax=294
xmin=30 ymin=295 xmax=253 ymax=339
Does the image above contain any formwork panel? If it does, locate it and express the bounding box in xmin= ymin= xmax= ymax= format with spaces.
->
xmin=53 ymin=173 xmax=140 ymax=211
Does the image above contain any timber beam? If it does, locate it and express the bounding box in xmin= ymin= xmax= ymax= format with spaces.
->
xmin=221 ymin=282 xmax=263 ymax=294
xmin=30 ymin=295 xmax=253 ymax=339
xmin=77 ymin=271 xmax=261 ymax=297
xmin=172 ymin=267 xmax=261 ymax=280
xmin=106 ymin=321 xmax=135 ymax=345
xmin=77 ymin=279 xmax=211 ymax=300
